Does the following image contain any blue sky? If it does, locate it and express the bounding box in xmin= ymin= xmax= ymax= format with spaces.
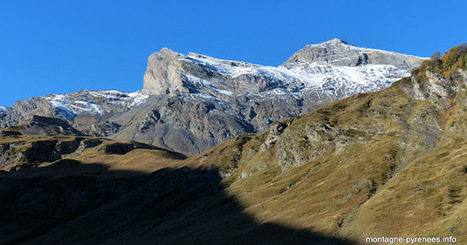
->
xmin=0 ymin=0 xmax=466 ymax=106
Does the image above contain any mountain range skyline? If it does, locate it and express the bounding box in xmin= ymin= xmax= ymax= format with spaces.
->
xmin=0 ymin=39 xmax=426 ymax=154
xmin=1 ymin=38 xmax=424 ymax=107
xmin=2 ymin=0 xmax=466 ymax=107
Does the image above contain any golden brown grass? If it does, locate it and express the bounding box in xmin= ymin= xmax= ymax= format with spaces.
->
xmin=0 ymin=135 xmax=187 ymax=174
xmin=187 ymin=72 xmax=466 ymax=243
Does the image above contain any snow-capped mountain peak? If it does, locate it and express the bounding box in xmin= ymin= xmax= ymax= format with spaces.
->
xmin=142 ymin=39 xmax=425 ymax=102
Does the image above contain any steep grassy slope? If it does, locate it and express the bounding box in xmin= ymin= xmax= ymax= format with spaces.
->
xmin=0 ymin=134 xmax=353 ymax=244
xmin=189 ymin=44 xmax=467 ymax=242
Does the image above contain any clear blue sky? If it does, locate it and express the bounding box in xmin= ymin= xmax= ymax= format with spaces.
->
xmin=1 ymin=0 xmax=466 ymax=106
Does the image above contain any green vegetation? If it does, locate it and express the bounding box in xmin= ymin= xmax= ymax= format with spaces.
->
xmin=390 ymin=76 xmax=412 ymax=88
xmin=412 ymin=43 xmax=467 ymax=80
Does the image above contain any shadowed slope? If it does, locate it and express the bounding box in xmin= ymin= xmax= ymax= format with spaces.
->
xmin=0 ymin=160 xmax=354 ymax=245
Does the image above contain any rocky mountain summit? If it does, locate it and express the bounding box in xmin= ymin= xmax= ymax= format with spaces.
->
xmin=143 ymin=39 xmax=424 ymax=101
xmin=282 ymin=38 xmax=422 ymax=68
xmin=0 ymin=39 xmax=425 ymax=154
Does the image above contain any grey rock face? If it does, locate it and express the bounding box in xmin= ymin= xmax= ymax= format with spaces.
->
xmin=282 ymin=38 xmax=423 ymax=69
xmin=410 ymin=70 xmax=462 ymax=101
xmin=142 ymin=48 xmax=190 ymax=95
xmin=0 ymin=39 xmax=426 ymax=154
xmin=0 ymin=90 xmax=149 ymax=136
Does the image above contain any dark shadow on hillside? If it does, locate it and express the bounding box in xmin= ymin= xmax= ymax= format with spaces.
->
xmin=0 ymin=160 xmax=356 ymax=245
